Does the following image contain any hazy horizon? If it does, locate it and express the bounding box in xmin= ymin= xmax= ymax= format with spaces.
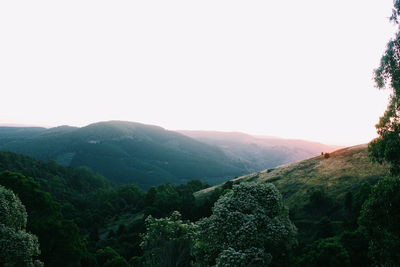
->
xmin=1 ymin=0 xmax=395 ymax=146
xmin=0 ymin=120 xmax=350 ymax=147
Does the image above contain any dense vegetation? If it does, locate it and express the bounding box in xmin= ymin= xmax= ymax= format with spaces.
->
xmin=1 ymin=146 xmax=396 ymax=266
xmin=0 ymin=139 xmax=400 ymax=266
xmin=369 ymin=0 xmax=400 ymax=176
xmin=0 ymin=152 xmax=216 ymax=266
xmin=0 ymin=185 xmax=42 ymax=266
xmin=195 ymin=145 xmax=399 ymax=266
xmin=194 ymin=183 xmax=297 ymax=266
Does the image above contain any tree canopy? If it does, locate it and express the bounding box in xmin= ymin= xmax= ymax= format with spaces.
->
xmin=359 ymin=177 xmax=400 ymax=266
xmin=369 ymin=0 xmax=400 ymax=174
xmin=194 ymin=182 xmax=297 ymax=267
xmin=0 ymin=185 xmax=42 ymax=267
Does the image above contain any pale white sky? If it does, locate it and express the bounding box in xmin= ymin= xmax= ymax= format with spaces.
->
xmin=0 ymin=0 xmax=395 ymax=146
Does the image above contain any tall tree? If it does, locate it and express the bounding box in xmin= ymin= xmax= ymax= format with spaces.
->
xmin=365 ymin=3 xmax=400 ymax=266
xmin=359 ymin=177 xmax=400 ymax=266
xmin=0 ymin=171 xmax=88 ymax=267
xmin=369 ymin=0 xmax=400 ymax=174
xmin=0 ymin=185 xmax=42 ymax=266
xmin=141 ymin=211 xmax=196 ymax=267
xmin=194 ymin=183 xmax=297 ymax=267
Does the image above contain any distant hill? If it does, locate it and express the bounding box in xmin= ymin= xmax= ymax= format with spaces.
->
xmin=0 ymin=121 xmax=247 ymax=188
xmin=195 ymin=144 xmax=390 ymax=241
xmin=179 ymin=130 xmax=341 ymax=173
xmin=0 ymin=126 xmax=47 ymax=145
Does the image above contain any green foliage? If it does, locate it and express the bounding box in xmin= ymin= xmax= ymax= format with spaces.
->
xmin=0 ymin=151 xmax=110 ymax=204
xmin=0 ymin=149 xmax=224 ymax=265
xmin=96 ymin=247 xmax=129 ymax=267
xmin=0 ymin=185 xmax=42 ymax=267
xmin=359 ymin=177 xmax=400 ymax=266
xmin=215 ymin=247 xmax=270 ymax=267
xmin=339 ymin=231 xmax=370 ymax=267
xmin=144 ymin=184 xmax=180 ymax=218
xmin=194 ymin=183 xmax=297 ymax=266
xmin=144 ymin=181 xmax=209 ymax=220
xmin=306 ymin=188 xmax=333 ymax=211
xmin=0 ymin=171 xmax=88 ymax=267
xmin=141 ymin=211 xmax=196 ymax=267
xmin=0 ymin=183 xmax=27 ymax=230
xmin=314 ymin=217 xmax=334 ymax=239
xmin=87 ymin=184 xmax=145 ymax=221
xmin=369 ymin=0 xmax=400 ymax=175
xmin=296 ymin=237 xmax=350 ymax=267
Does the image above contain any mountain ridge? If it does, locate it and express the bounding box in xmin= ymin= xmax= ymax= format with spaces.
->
xmin=0 ymin=121 xmax=247 ymax=188
xmin=179 ymin=129 xmax=341 ymax=173
xmin=0 ymin=120 xmax=341 ymax=189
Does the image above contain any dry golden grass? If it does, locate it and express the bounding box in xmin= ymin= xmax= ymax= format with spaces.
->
xmin=196 ymin=144 xmax=390 ymax=209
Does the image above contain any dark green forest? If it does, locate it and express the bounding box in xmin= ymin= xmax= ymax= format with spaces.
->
xmin=0 ymin=146 xmax=398 ymax=266
xmin=0 ymin=152 xmax=214 ymax=266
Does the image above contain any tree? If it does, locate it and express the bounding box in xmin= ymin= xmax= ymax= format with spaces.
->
xmin=95 ymin=247 xmax=129 ymax=267
xmin=194 ymin=183 xmax=297 ymax=267
xmin=296 ymin=237 xmax=350 ymax=267
xmin=369 ymin=0 xmax=400 ymax=174
xmin=339 ymin=231 xmax=370 ymax=267
xmin=358 ymin=177 xmax=400 ymax=266
xmin=0 ymin=185 xmax=42 ymax=266
xmin=0 ymin=171 xmax=88 ymax=266
xmin=143 ymin=184 xmax=180 ymax=218
xmin=141 ymin=211 xmax=196 ymax=267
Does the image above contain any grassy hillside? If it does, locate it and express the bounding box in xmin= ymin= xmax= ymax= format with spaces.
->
xmin=196 ymin=144 xmax=390 ymax=242
xmin=179 ymin=130 xmax=340 ymax=173
xmin=0 ymin=121 xmax=247 ymax=188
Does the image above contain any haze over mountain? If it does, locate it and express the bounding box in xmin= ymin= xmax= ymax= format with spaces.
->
xmin=0 ymin=121 xmax=339 ymax=189
xmin=0 ymin=121 xmax=248 ymax=188
xmin=179 ymin=130 xmax=341 ymax=173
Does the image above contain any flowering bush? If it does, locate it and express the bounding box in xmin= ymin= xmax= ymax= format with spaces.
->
xmin=194 ymin=183 xmax=297 ymax=266
xmin=0 ymin=186 xmax=42 ymax=267
xmin=141 ymin=211 xmax=197 ymax=267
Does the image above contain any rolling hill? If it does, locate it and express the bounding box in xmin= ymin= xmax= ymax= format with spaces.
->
xmin=197 ymin=144 xmax=388 ymax=203
xmin=0 ymin=121 xmax=247 ymax=188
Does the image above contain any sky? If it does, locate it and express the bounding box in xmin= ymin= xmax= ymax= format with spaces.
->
xmin=0 ymin=0 xmax=396 ymax=146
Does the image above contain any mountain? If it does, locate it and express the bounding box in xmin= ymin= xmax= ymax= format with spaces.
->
xmin=0 ymin=126 xmax=47 ymax=144
xmin=178 ymin=130 xmax=341 ymax=173
xmin=0 ymin=121 xmax=247 ymax=188
xmin=195 ymin=144 xmax=390 ymax=241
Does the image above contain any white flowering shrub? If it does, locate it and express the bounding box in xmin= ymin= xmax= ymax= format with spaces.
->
xmin=0 ymin=225 xmax=41 ymax=267
xmin=215 ymin=247 xmax=271 ymax=267
xmin=141 ymin=211 xmax=197 ymax=267
xmin=194 ymin=183 xmax=297 ymax=267
xmin=0 ymin=186 xmax=42 ymax=267
xmin=0 ymin=185 xmax=27 ymax=230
